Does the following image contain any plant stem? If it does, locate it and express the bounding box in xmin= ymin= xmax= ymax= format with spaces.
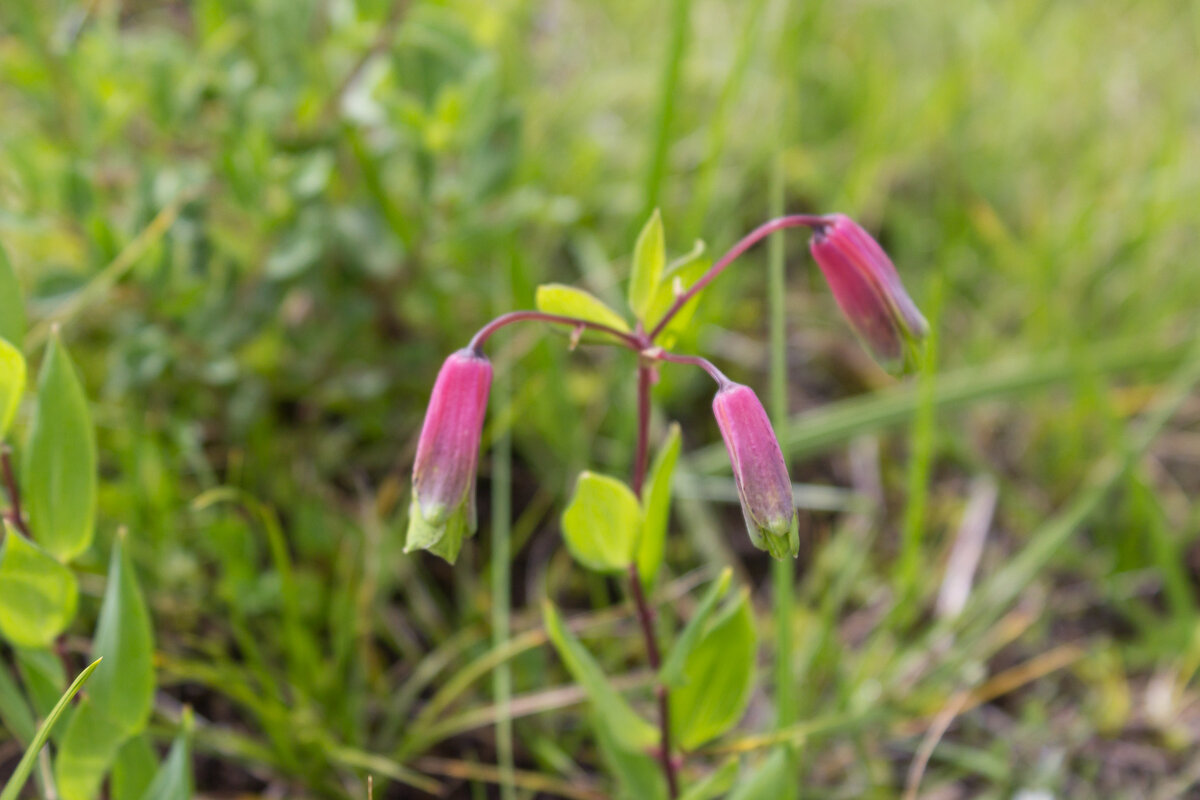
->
xmin=630 ymin=363 xmax=679 ymax=798
xmin=767 ymin=163 xmax=796 ymax=734
xmin=648 ymin=214 xmax=828 ymax=341
xmin=652 ymin=350 xmax=731 ymax=388
xmin=470 ymin=311 xmax=643 ymax=353
xmin=492 ymin=256 xmax=516 ymax=800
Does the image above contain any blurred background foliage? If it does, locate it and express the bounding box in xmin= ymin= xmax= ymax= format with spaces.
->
xmin=2 ymin=0 xmax=1200 ymax=796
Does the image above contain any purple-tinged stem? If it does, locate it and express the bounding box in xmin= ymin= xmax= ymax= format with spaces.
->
xmin=469 ymin=311 xmax=643 ymax=353
xmin=648 ymin=350 xmax=731 ymax=388
xmin=648 ymin=214 xmax=828 ymax=341
xmin=628 ymin=363 xmax=680 ymax=798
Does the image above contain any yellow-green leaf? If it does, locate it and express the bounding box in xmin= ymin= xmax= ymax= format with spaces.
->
xmin=137 ymin=714 xmax=192 ymax=800
xmin=0 ymin=244 xmax=23 ymax=351
xmin=628 ymin=209 xmax=665 ymax=321
xmin=728 ymin=748 xmax=790 ymax=800
xmin=0 ymin=339 xmax=23 ymax=438
xmin=638 ymin=423 xmax=681 ymax=589
xmin=670 ymin=592 xmax=757 ymax=750
xmin=0 ymin=522 xmax=78 ymax=648
xmin=543 ymin=601 xmax=657 ymax=752
xmin=54 ymin=696 xmax=127 ymax=800
xmin=658 ymin=569 xmax=732 ymax=689
xmin=561 ymin=471 xmax=642 ymax=572
xmin=535 ymin=284 xmax=631 ymax=335
xmin=647 ymin=254 xmax=710 ymax=347
xmin=23 ymin=331 xmax=96 ymax=562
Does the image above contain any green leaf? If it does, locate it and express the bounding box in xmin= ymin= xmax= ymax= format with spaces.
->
xmin=647 ymin=254 xmax=711 ymax=347
xmin=638 ymin=423 xmax=681 ymax=588
xmin=0 ymin=522 xmax=79 ymax=648
xmin=679 ymin=756 xmax=739 ymax=800
xmin=0 ymin=657 xmax=102 ymax=800
xmin=54 ymin=697 xmax=128 ymax=800
xmin=561 ymin=471 xmax=642 ymax=573
xmin=0 ymin=244 xmax=24 ymax=351
xmin=535 ymin=283 xmax=632 ymax=335
xmin=728 ymin=748 xmax=790 ymax=800
xmin=628 ymin=209 xmax=665 ymax=321
xmin=0 ymin=338 xmax=23 ymax=438
xmin=87 ymin=532 xmax=155 ymax=735
xmin=0 ymin=660 xmax=35 ymax=746
xmin=15 ymin=647 xmax=67 ymax=720
xmin=659 ymin=569 xmax=733 ymax=688
xmin=595 ymin=714 xmax=667 ymax=800
xmin=137 ymin=715 xmax=192 ymax=800
xmin=23 ymin=331 xmax=96 ymax=562
xmin=670 ymin=592 xmax=757 ymax=750
xmin=542 ymin=601 xmax=657 ymax=752
xmin=112 ymin=735 xmax=158 ymax=800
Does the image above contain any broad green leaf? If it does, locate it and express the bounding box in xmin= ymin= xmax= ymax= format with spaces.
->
xmin=0 ymin=339 xmax=23 ymax=437
xmin=23 ymin=332 xmax=96 ymax=561
xmin=638 ymin=423 xmax=681 ymax=588
xmin=595 ymin=713 xmax=666 ymax=800
xmin=54 ymin=697 xmax=127 ymax=800
xmin=0 ymin=657 xmax=101 ymax=800
xmin=542 ymin=601 xmax=657 ymax=752
xmin=728 ymin=748 xmax=790 ymax=800
xmin=112 ymin=734 xmax=158 ymax=800
xmin=659 ymin=569 xmax=732 ymax=688
xmin=137 ymin=715 xmax=192 ymax=800
xmin=0 ymin=522 xmax=79 ymax=648
xmin=679 ymin=756 xmax=739 ymax=800
xmin=561 ymin=471 xmax=642 ymax=572
xmin=0 ymin=660 xmax=35 ymax=746
xmin=0 ymin=244 xmax=23 ymax=350
xmin=628 ymin=209 xmax=665 ymax=321
xmin=670 ymin=592 xmax=757 ymax=750
xmin=535 ymin=283 xmax=632 ymax=335
xmin=647 ymin=255 xmax=711 ymax=347
xmin=87 ymin=532 xmax=155 ymax=736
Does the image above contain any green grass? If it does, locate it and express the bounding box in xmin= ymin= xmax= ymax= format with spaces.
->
xmin=3 ymin=0 xmax=1200 ymax=796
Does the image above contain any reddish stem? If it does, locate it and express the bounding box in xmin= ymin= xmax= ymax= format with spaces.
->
xmin=648 ymin=214 xmax=828 ymax=341
xmin=469 ymin=311 xmax=643 ymax=353
xmin=0 ymin=446 xmax=30 ymax=537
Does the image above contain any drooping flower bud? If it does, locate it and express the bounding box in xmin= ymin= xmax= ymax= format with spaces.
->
xmin=712 ymin=382 xmax=799 ymax=559
xmin=809 ymin=214 xmax=928 ymax=371
xmin=406 ymin=348 xmax=492 ymax=564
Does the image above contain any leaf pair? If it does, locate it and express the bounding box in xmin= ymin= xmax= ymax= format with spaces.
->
xmin=561 ymin=424 xmax=681 ymax=587
xmin=534 ymin=210 xmax=708 ymax=346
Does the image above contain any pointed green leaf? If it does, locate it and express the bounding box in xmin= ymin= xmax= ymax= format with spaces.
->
xmin=561 ymin=471 xmax=642 ymax=573
xmin=0 ymin=522 xmax=79 ymax=648
xmin=647 ymin=255 xmax=711 ymax=347
xmin=87 ymin=533 xmax=155 ymax=736
xmin=0 ymin=339 xmax=23 ymax=438
xmin=628 ymin=209 xmax=665 ymax=321
xmin=670 ymin=592 xmax=757 ymax=750
xmin=112 ymin=734 xmax=158 ymax=800
xmin=54 ymin=696 xmax=127 ymax=800
xmin=536 ymin=284 xmax=632 ymax=335
xmin=0 ymin=657 xmax=101 ymax=800
xmin=659 ymin=569 xmax=732 ymax=688
xmin=23 ymin=332 xmax=96 ymax=561
xmin=15 ymin=647 xmax=67 ymax=720
xmin=728 ymin=748 xmax=790 ymax=800
xmin=638 ymin=423 xmax=681 ymax=588
xmin=543 ymin=601 xmax=657 ymax=752
xmin=679 ymin=756 xmax=739 ymax=800
xmin=137 ymin=717 xmax=192 ymax=800
xmin=0 ymin=244 xmax=23 ymax=351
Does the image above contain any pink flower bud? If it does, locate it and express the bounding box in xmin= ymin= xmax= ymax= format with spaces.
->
xmin=713 ymin=383 xmax=798 ymax=559
xmin=809 ymin=214 xmax=928 ymax=371
xmin=406 ymin=348 xmax=492 ymax=564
